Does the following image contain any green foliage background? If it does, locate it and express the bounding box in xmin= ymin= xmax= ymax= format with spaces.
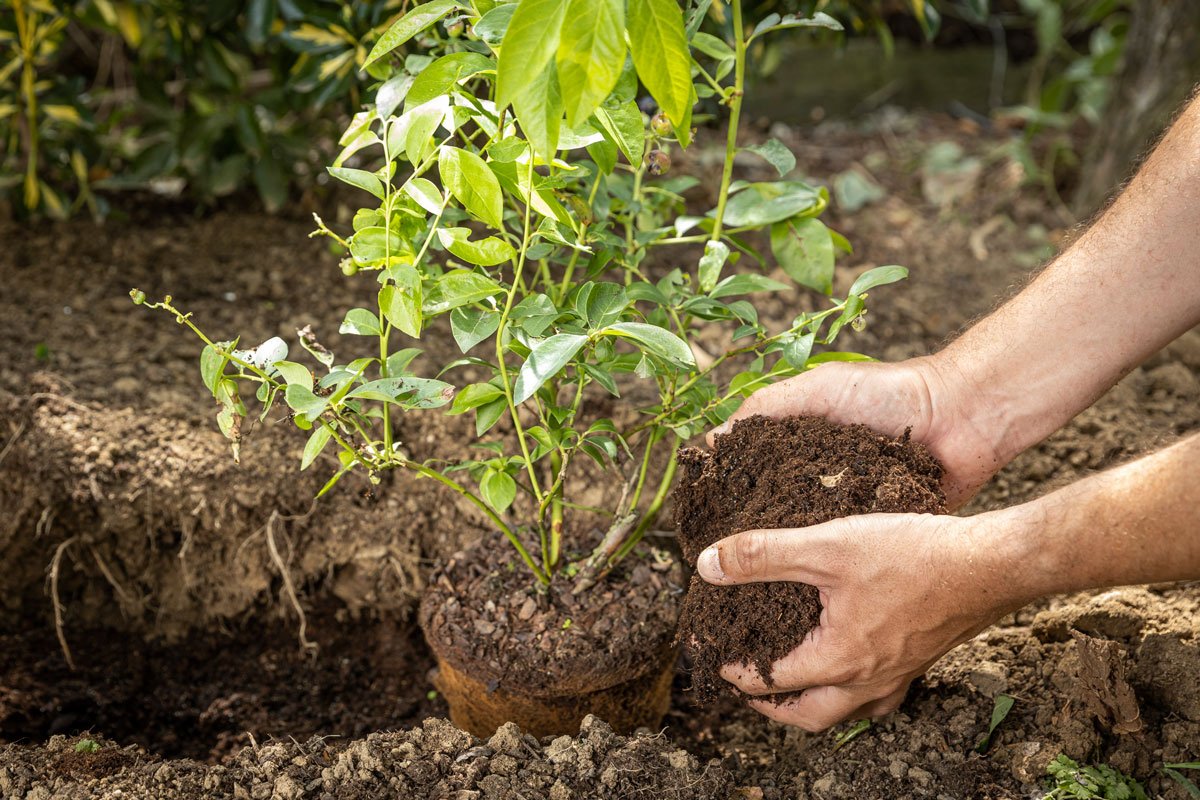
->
xmin=2 ymin=0 xmax=1127 ymax=218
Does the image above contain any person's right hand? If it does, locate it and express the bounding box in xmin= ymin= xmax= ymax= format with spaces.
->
xmin=707 ymin=357 xmax=1002 ymax=509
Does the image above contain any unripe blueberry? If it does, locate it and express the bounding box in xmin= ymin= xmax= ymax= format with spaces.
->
xmin=650 ymin=112 xmax=672 ymax=136
xmin=341 ymin=259 xmax=359 ymax=276
xmin=445 ymin=18 xmax=464 ymax=37
xmin=645 ymin=149 xmax=671 ymax=176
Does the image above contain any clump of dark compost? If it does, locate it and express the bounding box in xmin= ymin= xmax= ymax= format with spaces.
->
xmin=674 ymin=415 xmax=946 ymax=704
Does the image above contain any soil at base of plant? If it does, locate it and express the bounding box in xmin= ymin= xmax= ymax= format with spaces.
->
xmin=419 ymin=535 xmax=683 ymax=698
xmin=674 ymin=415 xmax=946 ymax=704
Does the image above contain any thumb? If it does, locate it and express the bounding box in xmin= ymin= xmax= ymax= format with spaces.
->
xmin=695 ymin=526 xmax=844 ymax=586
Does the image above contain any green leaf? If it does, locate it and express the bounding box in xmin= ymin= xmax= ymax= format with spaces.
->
xmin=380 ymin=284 xmax=423 ymax=338
xmin=405 ymin=177 xmax=444 ymax=214
xmin=494 ymin=0 xmax=568 ymax=109
xmin=849 ymin=265 xmax=908 ymax=296
xmin=274 ymin=361 xmax=313 ymax=390
xmin=512 ymin=59 xmax=563 ymax=163
xmin=698 ymin=240 xmax=729 ymax=292
xmin=200 ymin=344 xmax=230 ymax=396
xmin=580 ymin=282 xmax=627 ymax=328
xmin=284 ymin=385 xmax=328 ymax=419
xmin=450 ymin=382 xmax=506 ymax=414
xmin=742 ymin=139 xmax=796 ymax=177
xmin=327 ymin=166 xmax=385 ymax=199
xmin=627 ymin=0 xmax=694 ymax=146
xmin=772 ymin=217 xmax=835 ymax=295
xmin=974 ymin=694 xmax=1015 ymax=754
xmin=510 ymin=293 xmax=559 ymax=337
xmin=386 ymin=348 xmax=422 ymax=375
xmin=450 ymin=306 xmax=501 ymax=352
xmin=475 ymin=397 xmax=507 ymax=435
xmin=364 ymin=0 xmax=463 ymax=68
xmin=350 ymin=226 xmax=405 ymax=266
xmin=513 ymin=333 xmax=588 ymax=404
xmin=347 ymin=377 xmax=455 ymax=408
xmin=301 ymin=425 xmax=332 ymax=470
xmin=438 ymin=147 xmax=504 ymax=229
xmin=690 ymin=31 xmax=734 ymax=60
xmin=601 ymin=322 xmax=694 ymax=368
xmin=480 ymin=468 xmax=517 ymax=513
xmin=407 ymin=52 xmax=495 ymax=107
xmin=710 ymin=273 xmax=789 ymax=298
xmin=783 ymin=332 xmax=816 ymax=369
xmin=339 ymin=308 xmax=383 ymax=337
xmin=403 ymin=103 xmax=445 ymax=165
xmin=749 ymin=11 xmax=843 ymax=42
xmin=720 ymin=181 xmax=823 ymax=227
xmin=423 ymin=269 xmax=504 ymax=314
xmin=593 ymin=102 xmax=645 ymax=166
xmin=557 ymin=0 xmax=625 ymax=127
xmin=587 ymin=135 xmax=618 ymax=175
xmin=437 ymin=227 xmax=516 ymax=266
xmin=473 ymin=3 xmax=516 ymax=44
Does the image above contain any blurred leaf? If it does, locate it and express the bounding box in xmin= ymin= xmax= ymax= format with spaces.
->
xmin=364 ymin=0 xmax=464 ymax=68
xmin=742 ymin=139 xmax=795 ymax=177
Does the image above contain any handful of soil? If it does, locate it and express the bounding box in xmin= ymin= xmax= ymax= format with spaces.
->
xmin=674 ymin=415 xmax=946 ymax=704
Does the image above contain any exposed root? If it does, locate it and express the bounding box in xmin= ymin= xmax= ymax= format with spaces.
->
xmin=90 ymin=545 xmax=139 ymax=613
xmin=47 ymin=535 xmax=79 ymax=670
xmin=0 ymin=419 xmax=27 ymax=469
xmin=265 ymin=511 xmax=318 ymax=656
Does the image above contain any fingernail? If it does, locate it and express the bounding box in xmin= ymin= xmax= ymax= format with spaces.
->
xmin=697 ymin=546 xmax=725 ymax=583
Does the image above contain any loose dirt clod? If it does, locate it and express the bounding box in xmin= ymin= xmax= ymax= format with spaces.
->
xmin=0 ymin=717 xmax=734 ymax=799
xmin=673 ymin=415 xmax=946 ymax=704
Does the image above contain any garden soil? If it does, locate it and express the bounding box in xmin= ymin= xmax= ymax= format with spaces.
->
xmin=674 ymin=416 xmax=945 ymax=704
xmin=2 ymin=110 xmax=1198 ymax=798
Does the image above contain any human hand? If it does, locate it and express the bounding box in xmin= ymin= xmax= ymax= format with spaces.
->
xmin=707 ymin=358 xmax=1002 ymax=510
xmin=694 ymin=511 xmax=1029 ymax=731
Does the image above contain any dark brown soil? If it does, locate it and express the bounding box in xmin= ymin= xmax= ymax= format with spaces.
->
xmin=420 ymin=535 xmax=683 ymax=698
xmin=0 ymin=604 xmax=440 ymax=762
xmin=674 ymin=415 xmax=946 ymax=704
xmin=1 ymin=717 xmax=734 ymax=799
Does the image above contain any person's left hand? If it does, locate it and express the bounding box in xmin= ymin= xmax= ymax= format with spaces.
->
xmin=694 ymin=511 xmax=1030 ymax=731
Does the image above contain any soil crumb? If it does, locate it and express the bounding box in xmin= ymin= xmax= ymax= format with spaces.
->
xmin=0 ymin=716 xmax=733 ymax=799
xmin=674 ymin=415 xmax=945 ymax=703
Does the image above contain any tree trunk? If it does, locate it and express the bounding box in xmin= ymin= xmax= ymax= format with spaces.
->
xmin=1072 ymin=0 xmax=1200 ymax=216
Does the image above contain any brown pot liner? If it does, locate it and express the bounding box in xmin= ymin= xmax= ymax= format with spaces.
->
xmin=430 ymin=644 xmax=677 ymax=739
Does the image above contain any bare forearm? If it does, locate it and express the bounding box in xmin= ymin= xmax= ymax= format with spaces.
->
xmin=933 ymin=91 xmax=1200 ymax=464
xmin=992 ymin=432 xmax=1200 ymax=603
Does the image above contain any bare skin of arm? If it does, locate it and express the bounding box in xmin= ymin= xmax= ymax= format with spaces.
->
xmin=711 ymin=91 xmax=1200 ymax=509
xmin=698 ymin=91 xmax=1200 ymax=730
xmin=696 ymin=432 xmax=1200 ymax=731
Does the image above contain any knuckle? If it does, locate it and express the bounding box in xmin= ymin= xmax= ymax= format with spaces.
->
xmin=729 ymin=530 xmax=769 ymax=577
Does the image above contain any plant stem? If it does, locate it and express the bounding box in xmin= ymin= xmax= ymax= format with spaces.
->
xmin=495 ymin=158 xmax=547 ymax=508
xmin=710 ymin=0 xmax=746 ymax=243
xmin=611 ymin=441 xmax=680 ymax=565
xmin=407 ymin=460 xmax=549 ymax=584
